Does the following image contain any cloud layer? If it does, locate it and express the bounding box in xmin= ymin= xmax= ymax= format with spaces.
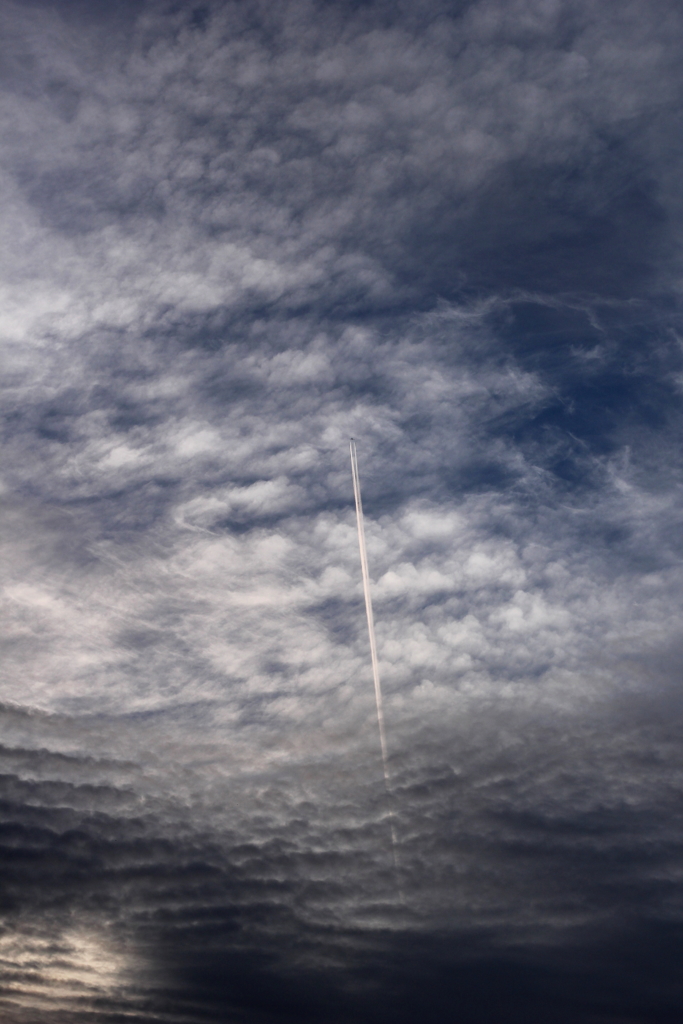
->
xmin=2 ymin=1 xmax=683 ymax=1021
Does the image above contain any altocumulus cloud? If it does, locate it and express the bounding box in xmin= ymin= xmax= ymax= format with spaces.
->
xmin=1 ymin=1 xmax=683 ymax=1021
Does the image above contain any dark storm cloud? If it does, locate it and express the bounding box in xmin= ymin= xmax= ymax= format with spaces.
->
xmin=2 ymin=0 xmax=683 ymax=1021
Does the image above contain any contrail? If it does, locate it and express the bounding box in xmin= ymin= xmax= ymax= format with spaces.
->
xmin=350 ymin=439 xmax=402 ymax=896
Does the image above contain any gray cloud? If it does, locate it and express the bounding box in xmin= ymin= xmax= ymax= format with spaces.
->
xmin=1 ymin=0 xmax=683 ymax=1020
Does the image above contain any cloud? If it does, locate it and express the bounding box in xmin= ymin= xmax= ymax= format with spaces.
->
xmin=0 ymin=0 xmax=680 ymax=353
xmin=1 ymin=0 xmax=683 ymax=1020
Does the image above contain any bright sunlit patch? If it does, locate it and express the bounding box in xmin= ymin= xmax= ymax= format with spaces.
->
xmin=0 ymin=926 xmax=133 ymax=1015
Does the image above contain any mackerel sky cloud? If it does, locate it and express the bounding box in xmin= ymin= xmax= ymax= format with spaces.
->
xmin=2 ymin=1 xmax=683 ymax=1021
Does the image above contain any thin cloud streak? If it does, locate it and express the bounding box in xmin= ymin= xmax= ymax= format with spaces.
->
xmin=350 ymin=437 xmax=402 ymax=896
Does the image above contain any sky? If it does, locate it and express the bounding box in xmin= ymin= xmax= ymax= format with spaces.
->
xmin=1 ymin=1 xmax=683 ymax=1020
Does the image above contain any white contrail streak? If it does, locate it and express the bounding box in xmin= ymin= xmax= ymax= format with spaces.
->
xmin=350 ymin=439 xmax=402 ymax=895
